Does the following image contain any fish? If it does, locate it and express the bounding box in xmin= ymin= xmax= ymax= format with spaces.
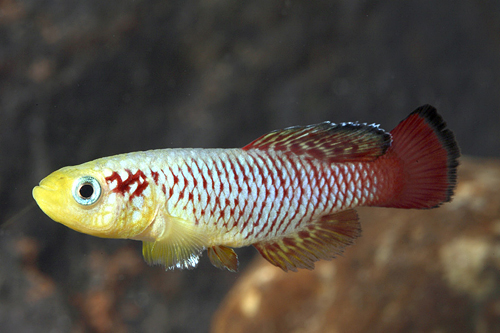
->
xmin=32 ymin=105 xmax=459 ymax=272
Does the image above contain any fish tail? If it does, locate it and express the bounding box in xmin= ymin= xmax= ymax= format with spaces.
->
xmin=380 ymin=105 xmax=460 ymax=209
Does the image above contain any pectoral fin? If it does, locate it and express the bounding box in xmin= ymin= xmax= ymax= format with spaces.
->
xmin=141 ymin=214 xmax=207 ymax=270
xmin=207 ymin=245 xmax=239 ymax=272
xmin=253 ymin=209 xmax=361 ymax=272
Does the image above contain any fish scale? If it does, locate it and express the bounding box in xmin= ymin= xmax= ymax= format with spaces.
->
xmin=33 ymin=105 xmax=460 ymax=272
xmin=131 ymin=149 xmax=383 ymax=246
xmin=102 ymin=148 xmax=387 ymax=245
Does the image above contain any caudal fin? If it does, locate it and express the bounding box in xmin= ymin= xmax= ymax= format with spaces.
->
xmin=381 ymin=105 xmax=460 ymax=209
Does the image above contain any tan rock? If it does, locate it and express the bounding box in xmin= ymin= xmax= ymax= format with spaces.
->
xmin=212 ymin=157 xmax=500 ymax=333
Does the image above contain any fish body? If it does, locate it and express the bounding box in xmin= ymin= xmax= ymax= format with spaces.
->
xmin=33 ymin=105 xmax=459 ymax=272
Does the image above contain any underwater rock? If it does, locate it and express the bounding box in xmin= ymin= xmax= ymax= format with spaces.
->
xmin=211 ymin=157 xmax=500 ymax=333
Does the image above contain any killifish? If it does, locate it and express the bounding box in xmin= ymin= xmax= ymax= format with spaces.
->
xmin=33 ymin=105 xmax=459 ymax=272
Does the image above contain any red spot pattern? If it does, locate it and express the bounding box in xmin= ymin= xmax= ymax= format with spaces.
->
xmin=275 ymin=153 xmax=303 ymax=235
xmin=164 ymin=162 xmax=199 ymax=212
xmin=105 ymin=169 xmax=149 ymax=199
xmin=249 ymin=150 xmax=382 ymax=241
xmin=237 ymin=155 xmax=253 ymax=234
xmin=153 ymin=147 xmax=391 ymax=246
xmin=151 ymin=171 xmax=159 ymax=184
xmin=263 ymin=154 xmax=287 ymax=237
xmin=251 ymin=153 xmax=278 ymax=239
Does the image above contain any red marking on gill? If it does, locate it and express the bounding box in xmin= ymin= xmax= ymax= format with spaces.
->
xmin=105 ymin=169 xmax=149 ymax=199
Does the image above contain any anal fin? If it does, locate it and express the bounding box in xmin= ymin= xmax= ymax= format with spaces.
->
xmin=253 ymin=209 xmax=361 ymax=272
xmin=207 ymin=245 xmax=239 ymax=272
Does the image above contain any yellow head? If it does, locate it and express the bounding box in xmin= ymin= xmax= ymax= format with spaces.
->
xmin=33 ymin=161 xmax=157 ymax=239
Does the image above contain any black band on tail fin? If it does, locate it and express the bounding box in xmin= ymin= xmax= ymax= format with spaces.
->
xmin=382 ymin=105 xmax=460 ymax=209
xmin=412 ymin=105 xmax=460 ymax=203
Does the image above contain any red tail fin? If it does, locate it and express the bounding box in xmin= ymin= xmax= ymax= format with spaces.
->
xmin=381 ymin=105 xmax=460 ymax=209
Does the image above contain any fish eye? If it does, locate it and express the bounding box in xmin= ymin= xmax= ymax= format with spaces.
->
xmin=72 ymin=176 xmax=101 ymax=206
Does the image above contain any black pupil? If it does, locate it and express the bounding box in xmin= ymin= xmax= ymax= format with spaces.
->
xmin=79 ymin=184 xmax=94 ymax=199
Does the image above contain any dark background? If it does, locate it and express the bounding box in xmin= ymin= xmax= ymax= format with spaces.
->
xmin=1 ymin=0 xmax=499 ymax=332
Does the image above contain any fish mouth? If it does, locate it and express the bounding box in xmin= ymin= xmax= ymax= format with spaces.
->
xmin=32 ymin=175 xmax=64 ymax=208
xmin=33 ymin=184 xmax=55 ymax=193
xmin=32 ymin=185 xmax=53 ymax=207
xmin=36 ymin=176 xmax=61 ymax=191
xmin=32 ymin=176 xmax=71 ymax=226
xmin=33 ymin=181 xmax=56 ymax=202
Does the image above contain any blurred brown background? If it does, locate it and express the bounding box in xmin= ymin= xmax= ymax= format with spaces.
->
xmin=1 ymin=0 xmax=499 ymax=332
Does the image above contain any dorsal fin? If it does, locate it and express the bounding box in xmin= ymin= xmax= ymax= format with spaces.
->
xmin=242 ymin=121 xmax=391 ymax=162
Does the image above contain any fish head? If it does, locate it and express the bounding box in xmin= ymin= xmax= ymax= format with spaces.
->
xmin=33 ymin=163 xmax=156 ymax=239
